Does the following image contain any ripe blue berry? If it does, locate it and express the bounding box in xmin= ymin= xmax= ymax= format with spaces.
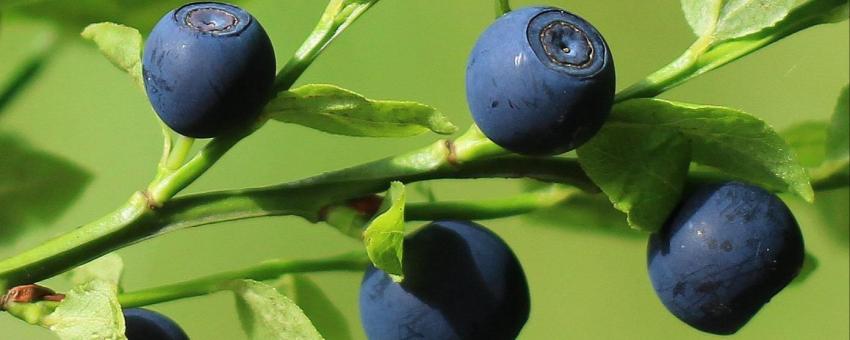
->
xmin=359 ymin=220 xmax=529 ymax=339
xmin=142 ymin=2 xmax=276 ymax=138
xmin=466 ymin=7 xmax=615 ymax=155
xmin=123 ymin=308 xmax=188 ymax=340
xmin=647 ymin=182 xmax=804 ymax=335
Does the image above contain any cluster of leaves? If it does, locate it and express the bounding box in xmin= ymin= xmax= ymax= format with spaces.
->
xmin=0 ymin=0 xmax=847 ymax=338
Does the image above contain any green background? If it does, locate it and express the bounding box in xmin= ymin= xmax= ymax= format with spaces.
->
xmin=1 ymin=0 xmax=847 ymax=338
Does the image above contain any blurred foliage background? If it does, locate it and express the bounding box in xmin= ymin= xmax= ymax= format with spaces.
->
xmin=0 ymin=0 xmax=847 ymax=338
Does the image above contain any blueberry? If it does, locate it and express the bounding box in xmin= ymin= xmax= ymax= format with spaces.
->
xmin=647 ymin=182 xmax=804 ymax=334
xmin=142 ymin=2 xmax=276 ymax=138
xmin=466 ymin=7 xmax=615 ymax=155
xmin=123 ymin=308 xmax=188 ymax=340
xmin=359 ymin=220 xmax=529 ymax=340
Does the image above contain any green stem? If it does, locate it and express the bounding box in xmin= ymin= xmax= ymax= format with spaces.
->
xmin=164 ymin=136 xmax=195 ymax=171
xmin=615 ymin=38 xmax=708 ymax=102
xmin=146 ymin=131 xmax=246 ymax=204
xmin=406 ymin=185 xmax=579 ymax=221
xmin=273 ymin=0 xmax=380 ymax=91
xmin=155 ymin=122 xmax=173 ymax=175
xmin=496 ymin=0 xmax=511 ymax=17
xmin=1 ymin=125 xmax=843 ymax=290
xmin=0 ymin=127 xmax=576 ymax=290
xmin=615 ymin=0 xmax=845 ymax=103
xmin=0 ymin=193 xmax=153 ymax=290
xmin=118 ymin=252 xmax=368 ymax=308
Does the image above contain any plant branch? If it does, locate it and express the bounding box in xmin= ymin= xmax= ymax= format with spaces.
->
xmin=496 ymin=0 xmax=511 ymax=17
xmin=0 ymin=193 xmax=153 ymax=290
xmin=146 ymin=130 xmax=247 ymax=204
xmin=616 ymin=0 xmax=847 ymax=102
xmin=118 ymin=252 xmax=368 ymax=308
xmin=406 ymin=185 xmax=580 ymax=221
xmin=0 ymin=127 xmax=564 ymax=289
xmin=273 ymin=0 xmax=380 ymax=91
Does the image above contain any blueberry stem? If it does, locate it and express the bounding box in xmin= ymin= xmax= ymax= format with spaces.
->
xmin=495 ymin=0 xmax=511 ymax=17
xmin=406 ymin=185 xmax=579 ymax=221
xmin=156 ymin=122 xmax=173 ymax=173
xmin=117 ymin=252 xmax=369 ymax=307
xmin=615 ymin=0 xmax=846 ymax=103
xmin=273 ymin=0 xmax=380 ymax=91
xmin=147 ymin=129 xmax=248 ymax=204
xmin=164 ymin=136 xmax=195 ymax=170
xmin=614 ymin=37 xmax=709 ymax=103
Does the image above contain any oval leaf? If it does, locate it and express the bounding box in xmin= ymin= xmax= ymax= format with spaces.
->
xmin=362 ymin=181 xmax=406 ymax=278
xmin=577 ymin=126 xmax=691 ymax=232
xmin=681 ymin=0 xmax=795 ymax=42
xmin=265 ymin=84 xmax=457 ymax=137
xmin=231 ymin=280 xmax=323 ymax=340
xmin=612 ymin=99 xmax=813 ymax=201
xmin=81 ymin=22 xmax=143 ymax=88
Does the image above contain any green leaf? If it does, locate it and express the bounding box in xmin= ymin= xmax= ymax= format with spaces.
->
xmin=611 ymin=99 xmax=813 ymax=201
xmin=42 ymin=280 xmax=126 ymax=340
xmin=67 ymin=253 xmax=124 ymax=287
xmin=577 ymin=125 xmax=691 ymax=232
xmin=0 ymin=134 xmax=90 ymax=244
xmin=826 ymin=84 xmax=849 ymax=162
xmin=81 ymin=22 xmax=143 ymax=88
xmin=275 ymin=275 xmax=352 ymax=340
xmin=265 ymin=84 xmax=457 ymax=137
xmin=681 ymin=0 xmax=795 ymax=42
xmin=362 ymin=181 xmax=406 ymax=278
xmin=782 ymin=121 xmax=829 ymax=167
xmin=231 ymin=280 xmax=324 ymax=340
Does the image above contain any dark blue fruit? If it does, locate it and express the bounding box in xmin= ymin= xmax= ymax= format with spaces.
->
xmin=647 ymin=182 xmax=804 ymax=335
xmin=466 ymin=6 xmax=615 ymax=155
xmin=359 ymin=220 xmax=529 ymax=339
xmin=143 ymin=2 xmax=276 ymax=138
xmin=123 ymin=308 xmax=189 ymax=340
